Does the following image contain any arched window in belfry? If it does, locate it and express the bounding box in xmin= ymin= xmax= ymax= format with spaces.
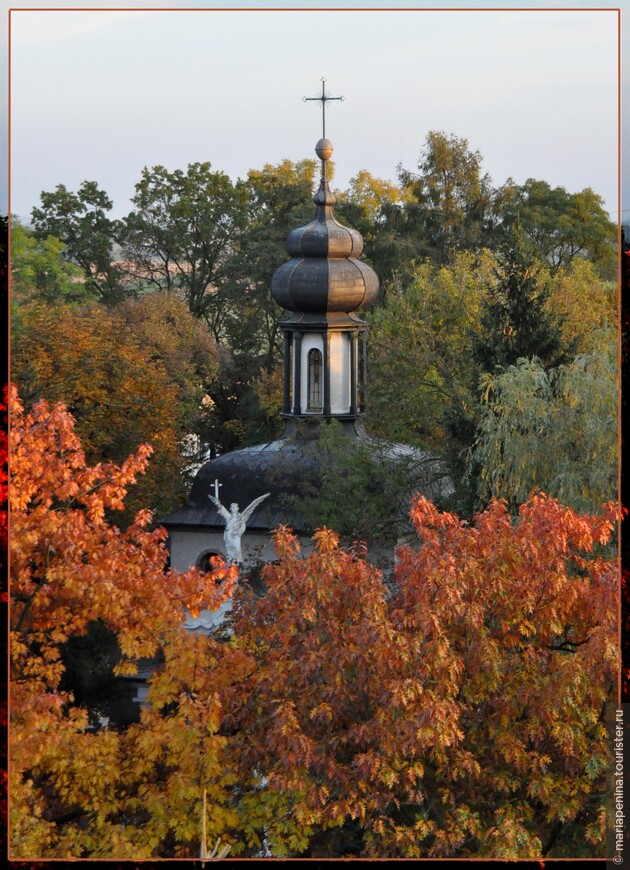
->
xmin=307 ymin=348 xmax=323 ymax=411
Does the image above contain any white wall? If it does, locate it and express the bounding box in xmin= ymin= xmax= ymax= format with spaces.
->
xmin=330 ymin=331 xmax=350 ymax=414
xmin=296 ymin=331 xmax=351 ymax=415
xmin=299 ymin=334 xmax=323 ymax=413
xmin=169 ymin=528 xmax=281 ymax=572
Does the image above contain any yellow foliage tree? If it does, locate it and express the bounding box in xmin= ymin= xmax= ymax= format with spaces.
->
xmin=11 ymin=301 xmax=200 ymax=520
xmin=9 ymin=388 xmax=238 ymax=858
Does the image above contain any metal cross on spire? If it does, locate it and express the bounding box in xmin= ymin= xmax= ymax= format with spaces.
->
xmin=303 ymin=77 xmax=344 ymax=140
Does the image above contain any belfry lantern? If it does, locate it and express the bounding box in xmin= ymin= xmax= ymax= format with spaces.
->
xmin=270 ymin=79 xmax=379 ymax=422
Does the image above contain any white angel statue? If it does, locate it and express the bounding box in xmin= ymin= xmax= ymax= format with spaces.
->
xmin=208 ymin=492 xmax=271 ymax=564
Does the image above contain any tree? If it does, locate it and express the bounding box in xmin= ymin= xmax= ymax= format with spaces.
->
xmin=446 ymin=228 xmax=575 ymax=514
xmin=197 ymin=160 xmax=318 ymax=455
xmin=225 ymin=159 xmax=317 ymax=369
xmin=0 ymin=390 xmax=7 ymax=847
xmin=117 ymin=293 xmax=219 ymax=449
xmin=495 ymin=178 xmax=617 ymax=279
xmin=9 ymin=391 xmax=618 ymax=858
xmin=367 ymin=251 xmax=494 ymax=451
xmin=365 ymin=251 xmax=497 ymax=516
xmin=9 ymin=388 xmax=238 ymax=858
xmin=11 ymin=303 xmax=190 ymax=521
xmin=10 ymin=218 xmax=92 ymax=308
xmin=365 ymin=234 xmax=613 ymax=519
xmin=622 ymin=226 xmax=630 ymax=702
xmin=0 ymin=388 xmax=6 ymax=569
xmin=334 ymin=170 xmax=409 ymax=289
xmin=31 ymin=181 xmax=124 ymax=305
xmin=228 ymin=493 xmax=617 ymax=858
xmin=1 ymin=214 xmax=8 ymax=389
xmin=119 ymin=163 xmax=248 ymax=327
xmin=338 ymin=170 xmax=405 ymax=228
xmin=280 ymin=420 xmax=453 ymax=551
xmin=544 ymin=258 xmax=617 ymax=355
xmin=473 ymin=226 xmax=567 ymax=374
xmin=471 ymin=329 xmax=618 ymax=514
xmin=396 ymin=131 xmax=496 ymax=269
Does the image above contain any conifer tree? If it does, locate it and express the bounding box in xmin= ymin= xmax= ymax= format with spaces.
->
xmin=473 ymin=225 xmax=567 ymax=373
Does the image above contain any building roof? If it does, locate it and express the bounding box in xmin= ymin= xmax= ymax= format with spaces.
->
xmin=160 ymin=421 xmax=453 ymax=534
xmin=161 ymin=424 xmax=326 ymax=532
xmin=270 ymin=141 xmax=378 ymax=314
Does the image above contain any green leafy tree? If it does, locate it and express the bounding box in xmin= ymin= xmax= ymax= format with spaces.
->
xmin=545 ymin=258 xmax=617 ymax=355
xmin=197 ymin=159 xmax=341 ymax=456
xmin=281 ymin=420 xmax=453 ymax=550
xmin=119 ymin=163 xmax=248 ymax=327
xmin=367 ymin=250 xmax=494 ymax=452
xmin=495 ymin=178 xmax=617 ymax=279
xmin=472 ymin=329 xmax=618 ymax=514
xmin=366 ymin=251 xmax=498 ymax=515
xmin=227 ymin=159 xmax=317 ymax=369
xmin=367 ymin=238 xmax=607 ymax=518
xmin=396 ymin=131 xmax=496 ymax=269
xmin=473 ymin=226 xmax=567 ymax=374
xmin=10 ymin=218 xmax=92 ymax=307
xmin=31 ymin=181 xmax=124 ymax=304
xmin=441 ymin=228 xmax=570 ymax=513
xmin=199 ymin=160 xmax=318 ymax=454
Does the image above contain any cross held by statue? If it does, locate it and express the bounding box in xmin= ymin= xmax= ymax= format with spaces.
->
xmin=213 ymin=479 xmax=222 ymax=500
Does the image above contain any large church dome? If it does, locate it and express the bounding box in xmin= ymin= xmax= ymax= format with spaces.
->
xmin=161 ymin=421 xmax=452 ymax=536
xmin=162 ymin=427 xmax=320 ymax=533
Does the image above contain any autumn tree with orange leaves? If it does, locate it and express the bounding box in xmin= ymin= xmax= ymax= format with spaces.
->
xmin=9 ymin=388 xmax=239 ymax=859
xmin=228 ymin=496 xmax=618 ymax=859
xmin=11 ymin=296 xmax=219 ymax=523
xmin=8 ymin=387 xmax=619 ymax=860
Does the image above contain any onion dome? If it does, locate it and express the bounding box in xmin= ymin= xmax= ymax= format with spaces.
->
xmin=270 ymin=139 xmax=379 ymax=314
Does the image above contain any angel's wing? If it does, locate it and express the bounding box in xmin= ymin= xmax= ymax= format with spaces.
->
xmin=208 ymin=495 xmax=231 ymax=523
xmin=240 ymin=492 xmax=270 ymax=524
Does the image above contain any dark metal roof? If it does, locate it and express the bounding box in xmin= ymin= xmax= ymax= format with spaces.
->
xmin=161 ymin=428 xmax=321 ymax=532
xmin=160 ymin=422 xmax=454 ymax=534
xmin=270 ymin=173 xmax=378 ymax=314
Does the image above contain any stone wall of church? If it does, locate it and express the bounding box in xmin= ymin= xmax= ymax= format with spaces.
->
xmin=168 ymin=528 xmax=310 ymax=573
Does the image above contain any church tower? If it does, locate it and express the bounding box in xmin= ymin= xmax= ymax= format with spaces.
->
xmin=271 ymin=133 xmax=379 ymax=422
xmin=161 ymin=81 xmax=452 ymax=580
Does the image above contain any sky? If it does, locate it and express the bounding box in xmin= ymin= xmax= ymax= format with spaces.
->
xmin=4 ymin=2 xmax=622 ymax=225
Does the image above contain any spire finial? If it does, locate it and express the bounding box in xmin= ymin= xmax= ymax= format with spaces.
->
xmin=303 ymin=78 xmax=344 ymax=182
xmin=303 ymin=77 xmax=344 ymax=139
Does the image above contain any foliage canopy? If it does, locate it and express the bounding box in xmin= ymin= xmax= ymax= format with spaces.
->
xmin=8 ymin=393 xmax=618 ymax=859
xmin=9 ymin=388 xmax=237 ymax=858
